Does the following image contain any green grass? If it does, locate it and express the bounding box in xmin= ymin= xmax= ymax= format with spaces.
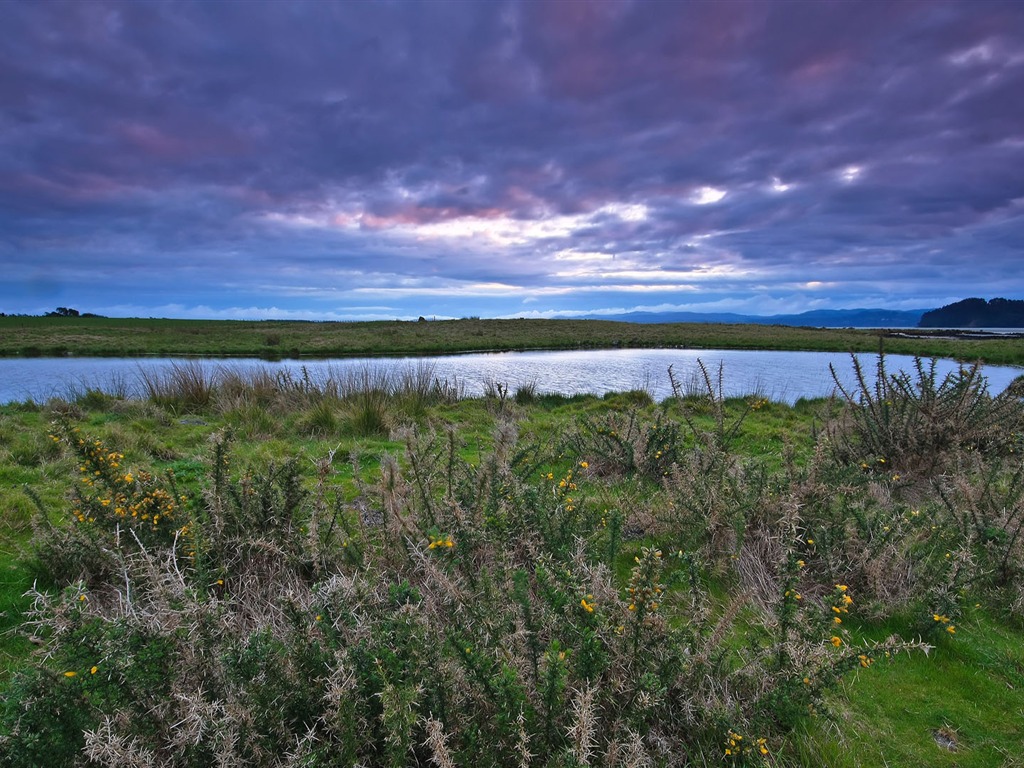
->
xmin=3 ymin=316 xmax=1024 ymax=365
xmin=795 ymin=609 xmax=1024 ymax=766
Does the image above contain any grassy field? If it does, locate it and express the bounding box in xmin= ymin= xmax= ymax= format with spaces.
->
xmin=1 ymin=356 xmax=1022 ymax=766
xmin=2 ymin=315 xmax=1024 ymax=366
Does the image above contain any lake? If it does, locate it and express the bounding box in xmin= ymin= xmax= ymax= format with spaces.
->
xmin=1 ymin=349 xmax=1021 ymax=406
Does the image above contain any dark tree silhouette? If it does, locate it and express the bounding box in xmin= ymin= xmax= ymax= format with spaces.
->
xmin=919 ymin=298 xmax=1024 ymax=328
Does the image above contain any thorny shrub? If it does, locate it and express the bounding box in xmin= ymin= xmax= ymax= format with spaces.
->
xmin=827 ymin=354 xmax=1023 ymax=476
xmin=1 ymin=415 xmax=927 ymax=767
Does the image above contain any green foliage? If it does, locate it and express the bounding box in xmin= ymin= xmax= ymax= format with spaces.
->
xmin=0 ymin=665 xmax=92 ymax=767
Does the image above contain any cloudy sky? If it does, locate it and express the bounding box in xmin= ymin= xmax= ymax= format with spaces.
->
xmin=2 ymin=0 xmax=1023 ymax=321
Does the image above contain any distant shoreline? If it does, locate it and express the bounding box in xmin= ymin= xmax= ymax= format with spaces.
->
xmin=890 ymin=329 xmax=1024 ymax=341
xmin=2 ymin=316 xmax=1024 ymax=367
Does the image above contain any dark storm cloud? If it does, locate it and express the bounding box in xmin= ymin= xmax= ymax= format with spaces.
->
xmin=1 ymin=0 xmax=1022 ymax=318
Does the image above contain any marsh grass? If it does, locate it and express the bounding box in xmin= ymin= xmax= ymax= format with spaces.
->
xmin=5 ymin=316 xmax=1024 ymax=366
xmin=134 ymin=361 xmax=465 ymax=440
xmin=139 ymin=360 xmax=216 ymax=412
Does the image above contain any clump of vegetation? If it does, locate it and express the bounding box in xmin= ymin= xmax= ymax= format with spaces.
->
xmin=4 ymin=422 xmax=925 ymax=767
xmin=1 ymin=353 xmax=1022 ymax=766
xmin=827 ymin=354 xmax=1022 ymax=475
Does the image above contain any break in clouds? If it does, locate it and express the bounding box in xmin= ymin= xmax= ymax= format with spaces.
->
xmin=2 ymin=0 xmax=1023 ymax=320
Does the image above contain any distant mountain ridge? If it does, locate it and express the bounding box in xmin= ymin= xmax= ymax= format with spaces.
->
xmin=589 ymin=308 xmax=930 ymax=327
xmin=919 ymin=298 xmax=1024 ymax=328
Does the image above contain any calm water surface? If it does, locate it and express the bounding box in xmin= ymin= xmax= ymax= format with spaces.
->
xmin=1 ymin=349 xmax=1021 ymax=405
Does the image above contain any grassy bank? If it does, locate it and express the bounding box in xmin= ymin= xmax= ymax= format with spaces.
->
xmin=1 ymin=357 xmax=1022 ymax=766
xmin=2 ymin=316 xmax=1023 ymax=366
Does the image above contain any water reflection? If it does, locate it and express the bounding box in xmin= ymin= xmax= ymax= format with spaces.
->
xmin=1 ymin=349 xmax=1020 ymax=405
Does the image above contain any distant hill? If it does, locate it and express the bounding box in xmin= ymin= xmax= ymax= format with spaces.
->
xmin=590 ymin=308 xmax=929 ymax=328
xmin=919 ymin=298 xmax=1024 ymax=328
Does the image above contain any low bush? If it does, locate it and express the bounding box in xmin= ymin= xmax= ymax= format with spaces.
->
xmin=827 ymin=354 xmax=1022 ymax=476
xmin=6 ymin=354 xmax=1022 ymax=766
xmin=3 ymin=416 xmax=927 ymax=767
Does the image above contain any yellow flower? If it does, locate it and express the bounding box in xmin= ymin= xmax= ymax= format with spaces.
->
xmin=797 ymin=559 xmax=805 ymax=568
xmin=579 ymin=461 xmax=588 ymax=468
xmin=947 ymin=625 xmax=956 ymax=634
xmin=90 ymin=666 xmax=98 ymax=675
xmin=580 ymin=598 xmax=594 ymax=613
xmin=835 ymin=584 xmax=848 ymax=592
xmin=64 ymin=671 xmax=77 ymax=678
xmin=830 ymin=636 xmax=842 ymax=648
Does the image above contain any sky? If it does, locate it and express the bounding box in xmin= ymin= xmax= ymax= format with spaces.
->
xmin=2 ymin=0 xmax=1023 ymax=322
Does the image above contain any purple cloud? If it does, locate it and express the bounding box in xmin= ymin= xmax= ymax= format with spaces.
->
xmin=1 ymin=0 xmax=1022 ymax=320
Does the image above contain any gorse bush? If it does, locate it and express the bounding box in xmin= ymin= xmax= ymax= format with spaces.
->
xmin=798 ymin=354 xmax=1024 ymax=622
xmin=828 ymin=354 xmax=1022 ymax=475
xmin=6 ymin=353 xmax=1022 ymax=766
xmin=3 ymin=412 xmax=929 ymax=767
